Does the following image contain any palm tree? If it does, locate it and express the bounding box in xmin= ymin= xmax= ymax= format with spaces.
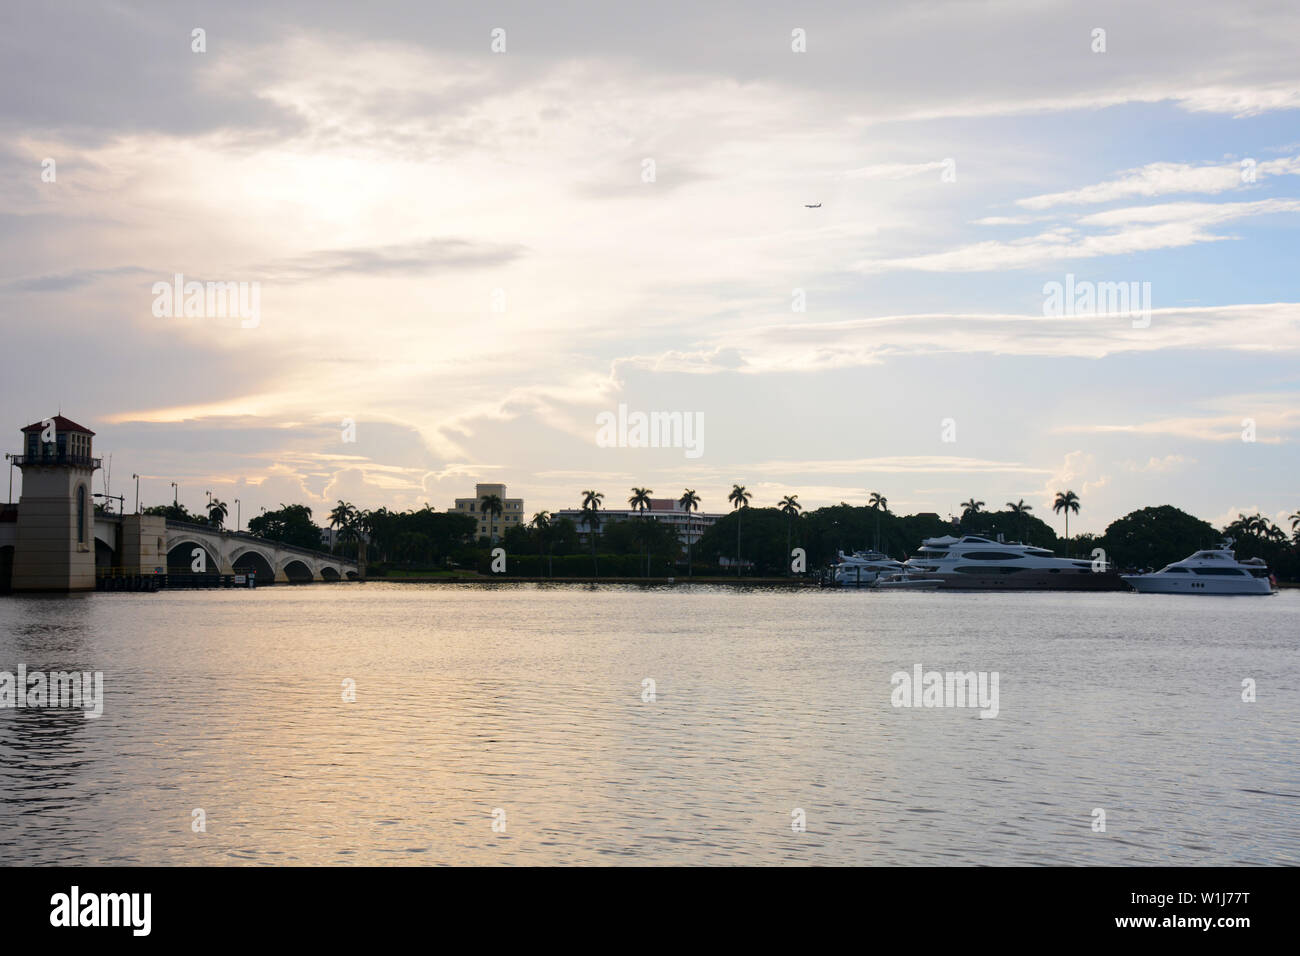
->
xmin=581 ymin=489 xmax=604 ymax=577
xmin=366 ymin=506 xmax=392 ymax=562
xmin=960 ymin=499 xmax=985 ymax=529
xmin=531 ymin=510 xmax=552 ymax=576
xmin=679 ymin=489 xmax=701 ymax=576
xmin=328 ymin=500 xmax=356 ymax=554
xmin=728 ymin=484 xmax=752 ymax=575
xmin=868 ymin=491 xmax=888 ymax=551
xmin=1255 ymin=514 xmax=1282 ymax=541
xmin=634 ymin=518 xmax=659 ymax=579
xmin=337 ymin=510 xmax=361 ymax=558
xmin=354 ymin=509 xmax=373 ymax=576
xmin=1053 ymin=490 xmax=1080 ymax=555
xmin=207 ymin=498 xmax=229 ymax=529
xmin=1007 ymin=499 xmax=1033 ymax=543
xmin=629 ymin=487 xmax=653 ymax=576
xmin=480 ymin=493 xmax=504 ymax=544
xmin=779 ymin=494 xmax=801 ymax=574
xmin=1290 ymin=510 xmax=1300 ymax=531
xmin=1234 ymin=512 xmax=1261 ymax=537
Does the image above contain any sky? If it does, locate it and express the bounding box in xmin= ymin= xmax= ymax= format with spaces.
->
xmin=2 ymin=0 xmax=1298 ymax=535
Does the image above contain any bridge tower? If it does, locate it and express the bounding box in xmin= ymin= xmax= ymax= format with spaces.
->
xmin=10 ymin=415 xmax=101 ymax=592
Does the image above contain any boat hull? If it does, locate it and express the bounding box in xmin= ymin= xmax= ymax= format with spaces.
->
xmin=920 ymin=569 xmax=1129 ymax=591
xmin=1121 ymin=575 xmax=1273 ymax=595
xmin=834 ymin=572 xmax=880 ymax=587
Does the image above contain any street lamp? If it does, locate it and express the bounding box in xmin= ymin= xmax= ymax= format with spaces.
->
xmin=132 ymin=473 xmax=140 ymax=513
xmin=170 ymin=482 xmax=178 ymax=507
xmin=4 ymin=453 xmax=14 ymax=505
xmin=234 ymin=498 xmax=241 ymax=533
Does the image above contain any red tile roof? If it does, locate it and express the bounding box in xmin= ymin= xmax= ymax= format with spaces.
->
xmin=21 ymin=415 xmax=95 ymax=435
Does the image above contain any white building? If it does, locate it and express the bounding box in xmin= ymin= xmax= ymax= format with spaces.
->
xmin=556 ymin=497 xmax=720 ymax=550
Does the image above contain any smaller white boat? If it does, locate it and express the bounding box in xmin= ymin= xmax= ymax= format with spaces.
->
xmin=871 ymin=572 xmax=941 ymax=590
xmin=832 ymin=550 xmax=907 ymax=586
xmin=1121 ymin=540 xmax=1275 ymax=595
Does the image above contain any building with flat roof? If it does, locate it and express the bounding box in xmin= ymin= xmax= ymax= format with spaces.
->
xmin=556 ymin=497 xmax=721 ymax=551
xmin=449 ymin=483 xmax=525 ymax=541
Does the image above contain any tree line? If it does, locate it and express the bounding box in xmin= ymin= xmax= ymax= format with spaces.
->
xmin=151 ymin=489 xmax=1300 ymax=581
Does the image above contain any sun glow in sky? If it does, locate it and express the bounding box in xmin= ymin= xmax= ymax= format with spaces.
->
xmin=2 ymin=1 xmax=1298 ymax=533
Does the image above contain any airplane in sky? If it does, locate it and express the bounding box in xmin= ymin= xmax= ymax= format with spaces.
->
xmin=804 ymin=202 xmax=822 ymax=208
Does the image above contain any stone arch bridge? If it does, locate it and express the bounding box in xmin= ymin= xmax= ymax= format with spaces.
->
xmin=94 ymin=516 xmax=360 ymax=583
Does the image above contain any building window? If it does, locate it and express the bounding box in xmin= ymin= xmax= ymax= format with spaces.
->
xmin=77 ymin=485 xmax=86 ymax=543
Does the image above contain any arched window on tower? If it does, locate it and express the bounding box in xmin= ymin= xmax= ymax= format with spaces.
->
xmin=77 ymin=485 xmax=86 ymax=544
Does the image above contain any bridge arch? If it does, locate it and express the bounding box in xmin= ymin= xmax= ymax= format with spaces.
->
xmin=95 ymin=538 xmax=115 ymax=571
xmin=230 ymin=545 xmax=275 ymax=581
xmin=319 ymin=566 xmax=341 ymax=581
xmin=281 ymin=558 xmax=315 ymax=583
xmin=167 ymin=539 xmax=221 ymax=574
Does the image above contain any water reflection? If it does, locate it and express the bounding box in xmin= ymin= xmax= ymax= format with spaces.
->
xmin=0 ymin=585 xmax=1296 ymax=865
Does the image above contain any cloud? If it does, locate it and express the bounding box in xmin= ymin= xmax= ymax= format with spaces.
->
xmin=1120 ymin=454 xmax=1192 ymax=473
xmin=1035 ymin=451 xmax=1107 ymax=512
xmin=744 ymin=456 xmax=1054 ymax=476
xmin=2 ymin=265 xmax=152 ymax=292
xmin=265 ymin=237 xmax=526 ymax=282
xmin=1172 ymin=85 xmax=1300 ymax=117
xmin=5 ymin=0 xmax=1300 ymax=530
xmin=842 ymin=161 xmax=950 ymax=180
xmin=627 ymin=303 xmax=1300 ymax=373
xmin=1054 ymin=395 xmax=1300 ymax=443
xmin=856 ymin=200 xmax=1300 ymax=273
xmin=1018 ymin=157 xmax=1300 ymax=209
xmin=1077 ymin=198 xmax=1300 ymax=227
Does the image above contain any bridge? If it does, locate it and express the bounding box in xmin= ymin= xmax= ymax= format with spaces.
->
xmin=93 ymin=516 xmax=361 ymax=583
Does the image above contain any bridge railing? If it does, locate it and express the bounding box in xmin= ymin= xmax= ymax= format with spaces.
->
xmin=164 ymin=520 xmax=358 ymax=566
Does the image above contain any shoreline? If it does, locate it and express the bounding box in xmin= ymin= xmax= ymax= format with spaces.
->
xmin=363 ymin=575 xmax=817 ymax=586
xmin=350 ymin=575 xmax=1300 ymax=589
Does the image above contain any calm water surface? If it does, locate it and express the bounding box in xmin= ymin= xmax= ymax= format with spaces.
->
xmin=1 ymin=584 xmax=1297 ymax=865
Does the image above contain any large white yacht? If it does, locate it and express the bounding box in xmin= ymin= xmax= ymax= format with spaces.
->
xmin=903 ymin=535 xmax=1126 ymax=590
xmin=1121 ymin=541 xmax=1275 ymax=595
xmin=832 ymin=549 xmax=909 ymax=586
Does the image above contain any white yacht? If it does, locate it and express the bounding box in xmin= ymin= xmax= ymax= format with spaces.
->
xmin=1122 ymin=541 xmax=1275 ymax=595
xmin=832 ymin=549 xmax=909 ymax=586
xmin=871 ymin=571 xmax=941 ymax=590
xmin=903 ymin=535 xmax=1126 ymax=590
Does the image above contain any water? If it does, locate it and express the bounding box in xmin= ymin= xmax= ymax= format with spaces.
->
xmin=1 ymin=584 xmax=1296 ymax=865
